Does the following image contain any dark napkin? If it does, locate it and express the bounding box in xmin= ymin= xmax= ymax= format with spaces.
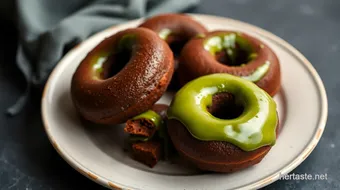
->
xmin=5 ymin=0 xmax=200 ymax=115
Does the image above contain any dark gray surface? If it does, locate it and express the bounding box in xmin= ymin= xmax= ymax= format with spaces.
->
xmin=0 ymin=0 xmax=339 ymax=189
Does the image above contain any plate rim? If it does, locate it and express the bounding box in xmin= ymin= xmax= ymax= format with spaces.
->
xmin=41 ymin=13 xmax=328 ymax=190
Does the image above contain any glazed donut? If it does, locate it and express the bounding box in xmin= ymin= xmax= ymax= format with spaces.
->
xmin=178 ymin=30 xmax=281 ymax=96
xmin=167 ymin=74 xmax=279 ymax=173
xmin=71 ymin=28 xmax=174 ymax=125
xmin=139 ymin=13 xmax=208 ymax=59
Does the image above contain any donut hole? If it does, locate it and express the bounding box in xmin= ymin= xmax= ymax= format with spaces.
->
xmin=169 ymin=40 xmax=187 ymax=58
xmin=215 ymin=47 xmax=253 ymax=67
xmin=100 ymin=49 xmax=132 ymax=79
xmin=207 ymin=92 xmax=244 ymax=119
xmin=166 ymin=35 xmax=188 ymax=59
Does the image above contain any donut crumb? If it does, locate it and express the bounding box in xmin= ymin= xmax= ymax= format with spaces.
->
xmin=132 ymin=141 xmax=162 ymax=168
xmin=124 ymin=118 xmax=156 ymax=137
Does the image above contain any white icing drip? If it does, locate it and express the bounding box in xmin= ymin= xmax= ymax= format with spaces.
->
xmin=158 ymin=28 xmax=171 ymax=40
xmin=93 ymin=57 xmax=106 ymax=70
xmin=224 ymin=91 xmax=269 ymax=144
xmin=242 ymin=61 xmax=271 ymax=82
xmin=195 ymin=86 xmax=218 ymax=105
xmin=204 ymin=36 xmax=222 ymax=51
xmin=223 ymin=33 xmax=236 ymax=48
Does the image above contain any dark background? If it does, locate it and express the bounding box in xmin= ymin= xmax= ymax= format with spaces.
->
xmin=1 ymin=0 xmax=339 ymax=189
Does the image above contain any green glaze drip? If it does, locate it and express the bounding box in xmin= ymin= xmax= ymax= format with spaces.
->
xmin=242 ymin=61 xmax=271 ymax=82
xmin=129 ymin=110 xmax=173 ymax=159
xmin=158 ymin=28 xmax=172 ymax=40
xmin=203 ymin=33 xmax=257 ymax=65
xmin=91 ymin=34 xmax=137 ymax=78
xmin=117 ymin=34 xmax=137 ymax=52
xmin=128 ymin=110 xmax=161 ymax=142
xmin=196 ymin=33 xmax=206 ymax=38
xmin=132 ymin=110 xmax=163 ymax=129
xmin=167 ymin=73 xmax=278 ymax=151
xmin=129 ymin=110 xmax=168 ymax=143
xmin=91 ymin=51 xmax=109 ymax=78
xmin=203 ymin=33 xmax=271 ymax=82
xmin=248 ymin=53 xmax=258 ymax=60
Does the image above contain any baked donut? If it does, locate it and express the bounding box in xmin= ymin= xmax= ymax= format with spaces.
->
xmin=139 ymin=14 xmax=208 ymax=90
xmin=178 ymin=31 xmax=281 ymax=96
xmin=71 ymin=28 xmax=174 ymax=125
xmin=167 ymin=74 xmax=279 ymax=173
xmin=139 ymin=14 xmax=208 ymax=59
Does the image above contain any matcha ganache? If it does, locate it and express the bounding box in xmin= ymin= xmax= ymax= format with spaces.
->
xmin=167 ymin=74 xmax=280 ymax=173
xmin=71 ymin=28 xmax=174 ymax=125
xmin=178 ymin=30 xmax=281 ymax=96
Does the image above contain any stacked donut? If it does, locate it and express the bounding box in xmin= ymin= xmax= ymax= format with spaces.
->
xmin=71 ymin=14 xmax=281 ymax=172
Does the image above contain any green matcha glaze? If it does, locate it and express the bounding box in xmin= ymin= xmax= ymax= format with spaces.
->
xmin=158 ymin=28 xmax=172 ymax=40
xmin=203 ymin=33 xmax=271 ymax=82
xmin=128 ymin=110 xmax=162 ymax=142
xmin=132 ymin=110 xmax=163 ymax=129
xmin=91 ymin=34 xmax=137 ymax=78
xmin=129 ymin=110 xmax=168 ymax=144
xmin=91 ymin=51 xmax=109 ymax=78
xmin=117 ymin=34 xmax=137 ymax=51
xmin=241 ymin=61 xmax=271 ymax=82
xmin=195 ymin=33 xmax=206 ymax=39
xmin=131 ymin=109 xmax=172 ymax=158
xmin=167 ymin=73 xmax=278 ymax=151
xmin=204 ymin=33 xmax=257 ymax=64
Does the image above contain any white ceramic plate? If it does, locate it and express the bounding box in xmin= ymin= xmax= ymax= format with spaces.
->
xmin=41 ymin=14 xmax=328 ymax=190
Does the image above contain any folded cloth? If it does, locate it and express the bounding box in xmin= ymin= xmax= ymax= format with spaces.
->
xmin=7 ymin=0 xmax=200 ymax=115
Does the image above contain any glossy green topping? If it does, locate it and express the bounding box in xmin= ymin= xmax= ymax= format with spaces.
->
xmin=91 ymin=51 xmax=109 ymax=78
xmin=91 ymin=34 xmax=137 ymax=78
xmin=196 ymin=33 xmax=206 ymax=38
xmin=128 ymin=110 xmax=162 ymax=142
xmin=117 ymin=34 xmax=136 ymax=52
xmin=130 ymin=109 xmax=172 ymax=158
xmin=158 ymin=28 xmax=172 ymax=40
xmin=167 ymin=73 xmax=278 ymax=151
xmin=204 ymin=33 xmax=257 ymax=64
xmin=129 ymin=135 xmax=152 ymax=142
xmin=203 ymin=33 xmax=271 ymax=82
xmin=132 ymin=110 xmax=163 ymax=129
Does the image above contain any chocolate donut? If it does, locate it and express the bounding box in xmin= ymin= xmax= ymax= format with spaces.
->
xmin=167 ymin=74 xmax=279 ymax=173
xmin=168 ymin=121 xmax=275 ymax=173
xmin=139 ymin=14 xmax=208 ymax=59
xmin=178 ymin=31 xmax=281 ymax=96
xmin=139 ymin=14 xmax=208 ymax=90
xmin=71 ymin=28 xmax=174 ymax=125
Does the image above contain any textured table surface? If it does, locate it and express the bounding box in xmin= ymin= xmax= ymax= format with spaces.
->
xmin=0 ymin=0 xmax=339 ymax=189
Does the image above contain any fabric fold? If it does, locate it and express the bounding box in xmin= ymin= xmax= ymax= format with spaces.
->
xmin=7 ymin=0 xmax=200 ymax=115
